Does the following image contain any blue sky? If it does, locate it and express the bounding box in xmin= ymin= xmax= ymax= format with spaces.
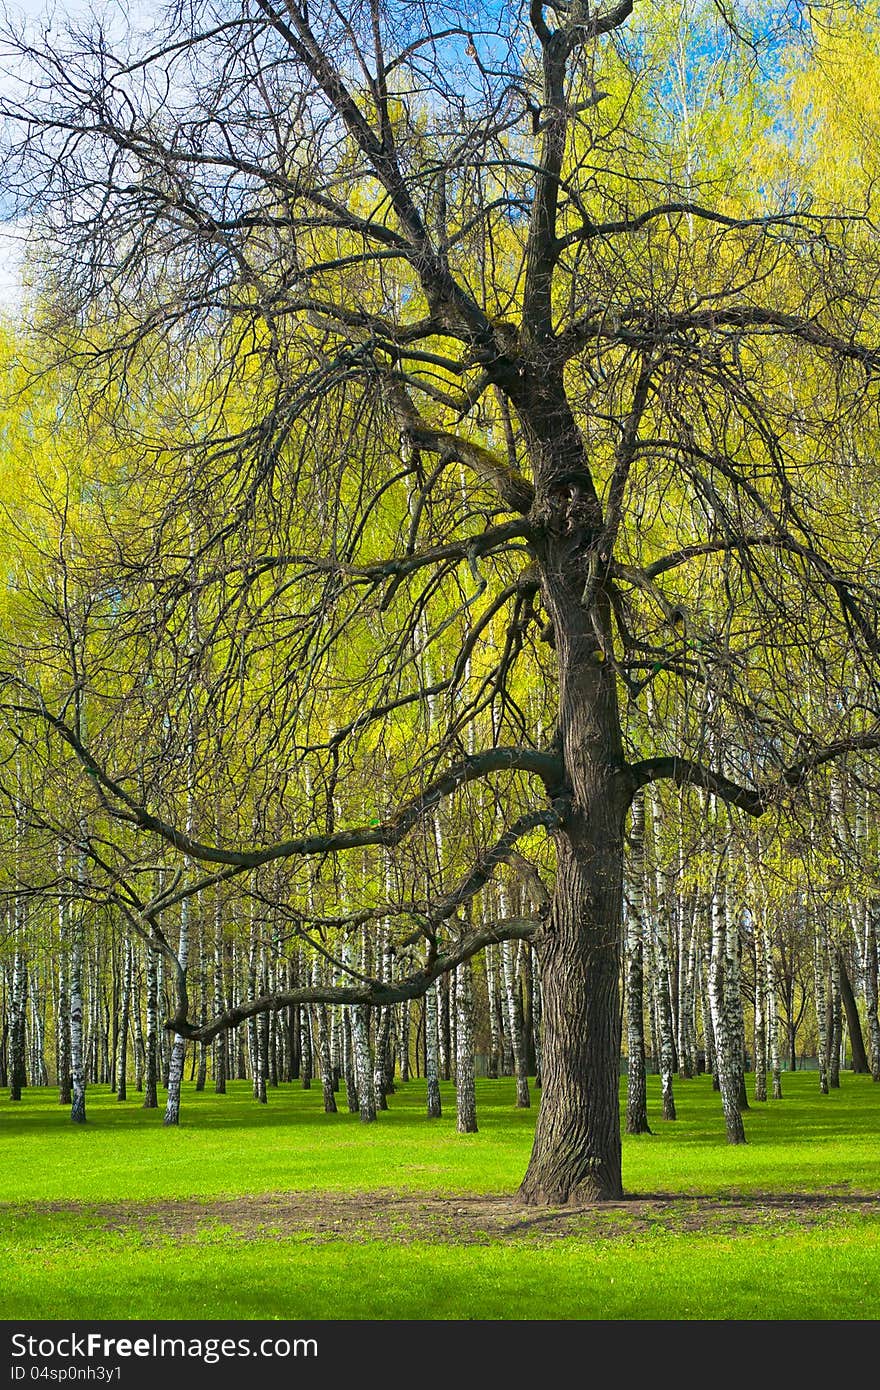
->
xmin=0 ymin=0 xmax=164 ymax=312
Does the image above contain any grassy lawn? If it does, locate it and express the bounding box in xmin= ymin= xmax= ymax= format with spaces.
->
xmin=2 ymin=1072 xmax=879 ymax=1320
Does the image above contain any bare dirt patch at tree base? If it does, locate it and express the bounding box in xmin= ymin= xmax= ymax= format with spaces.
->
xmin=12 ymin=1189 xmax=880 ymax=1245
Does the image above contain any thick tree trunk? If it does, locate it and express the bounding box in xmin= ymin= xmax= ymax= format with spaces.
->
xmin=518 ymin=505 xmax=630 ymax=1204
xmin=519 ymin=827 xmax=626 ymax=1204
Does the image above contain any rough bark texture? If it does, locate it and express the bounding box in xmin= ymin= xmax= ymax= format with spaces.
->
xmin=520 ymin=830 xmax=626 ymax=1203
xmin=518 ymin=508 xmax=630 ymax=1204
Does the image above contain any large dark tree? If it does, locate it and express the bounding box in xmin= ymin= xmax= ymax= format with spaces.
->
xmin=1 ymin=0 xmax=880 ymax=1202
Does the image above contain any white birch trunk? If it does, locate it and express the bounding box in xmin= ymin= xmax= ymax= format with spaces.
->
xmin=398 ymin=1000 xmax=411 ymax=1082
xmin=57 ymin=854 xmax=72 ymax=1105
xmin=425 ymin=977 xmax=442 ymax=1118
xmin=500 ymin=901 xmax=529 ymax=1107
xmin=647 ymin=783 xmax=676 ymax=1120
xmin=813 ymin=918 xmax=830 ymax=1095
xmin=351 ymin=1002 xmax=376 ymax=1123
xmin=163 ymin=903 xmax=190 ymax=1125
xmin=143 ymin=941 xmax=158 ymax=1108
xmin=69 ymin=900 xmax=86 ymax=1124
xmin=709 ymin=873 xmax=746 ymax=1143
xmin=312 ymin=957 xmax=337 ymax=1114
xmin=625 ymin=789 xmax=650 ymax=1134
xmin=213 ymin=887 xmax=227 ymax=1094
xmin=9 ymin=945 xmax=27 ymax=1101
xmin=454 ymin=959 xmax=478 ymax=1133
xmin=753 ymin=914 xmax=767 ymax=1103
xmin=116 ymin=937 xmax=132 ymax=1102
xmin=829 ymin=938 xmax=842 ymax=1088
xmin=864 ymin=904 xmax=880 ymax=1081
xmin=532 ymin=945 xmax=543 ymax=1088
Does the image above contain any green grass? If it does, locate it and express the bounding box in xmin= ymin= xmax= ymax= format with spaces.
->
xmin=2 ymin=1072 xmax=880 ymax=1319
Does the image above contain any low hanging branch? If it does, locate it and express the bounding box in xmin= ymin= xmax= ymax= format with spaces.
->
xmin=1 ymin=692 xmax=564 ymax=867
xmin=631 ymin=730 xmax=880 ymax=815
xmin=165 ymin=915 xmax=540 ymax=1043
